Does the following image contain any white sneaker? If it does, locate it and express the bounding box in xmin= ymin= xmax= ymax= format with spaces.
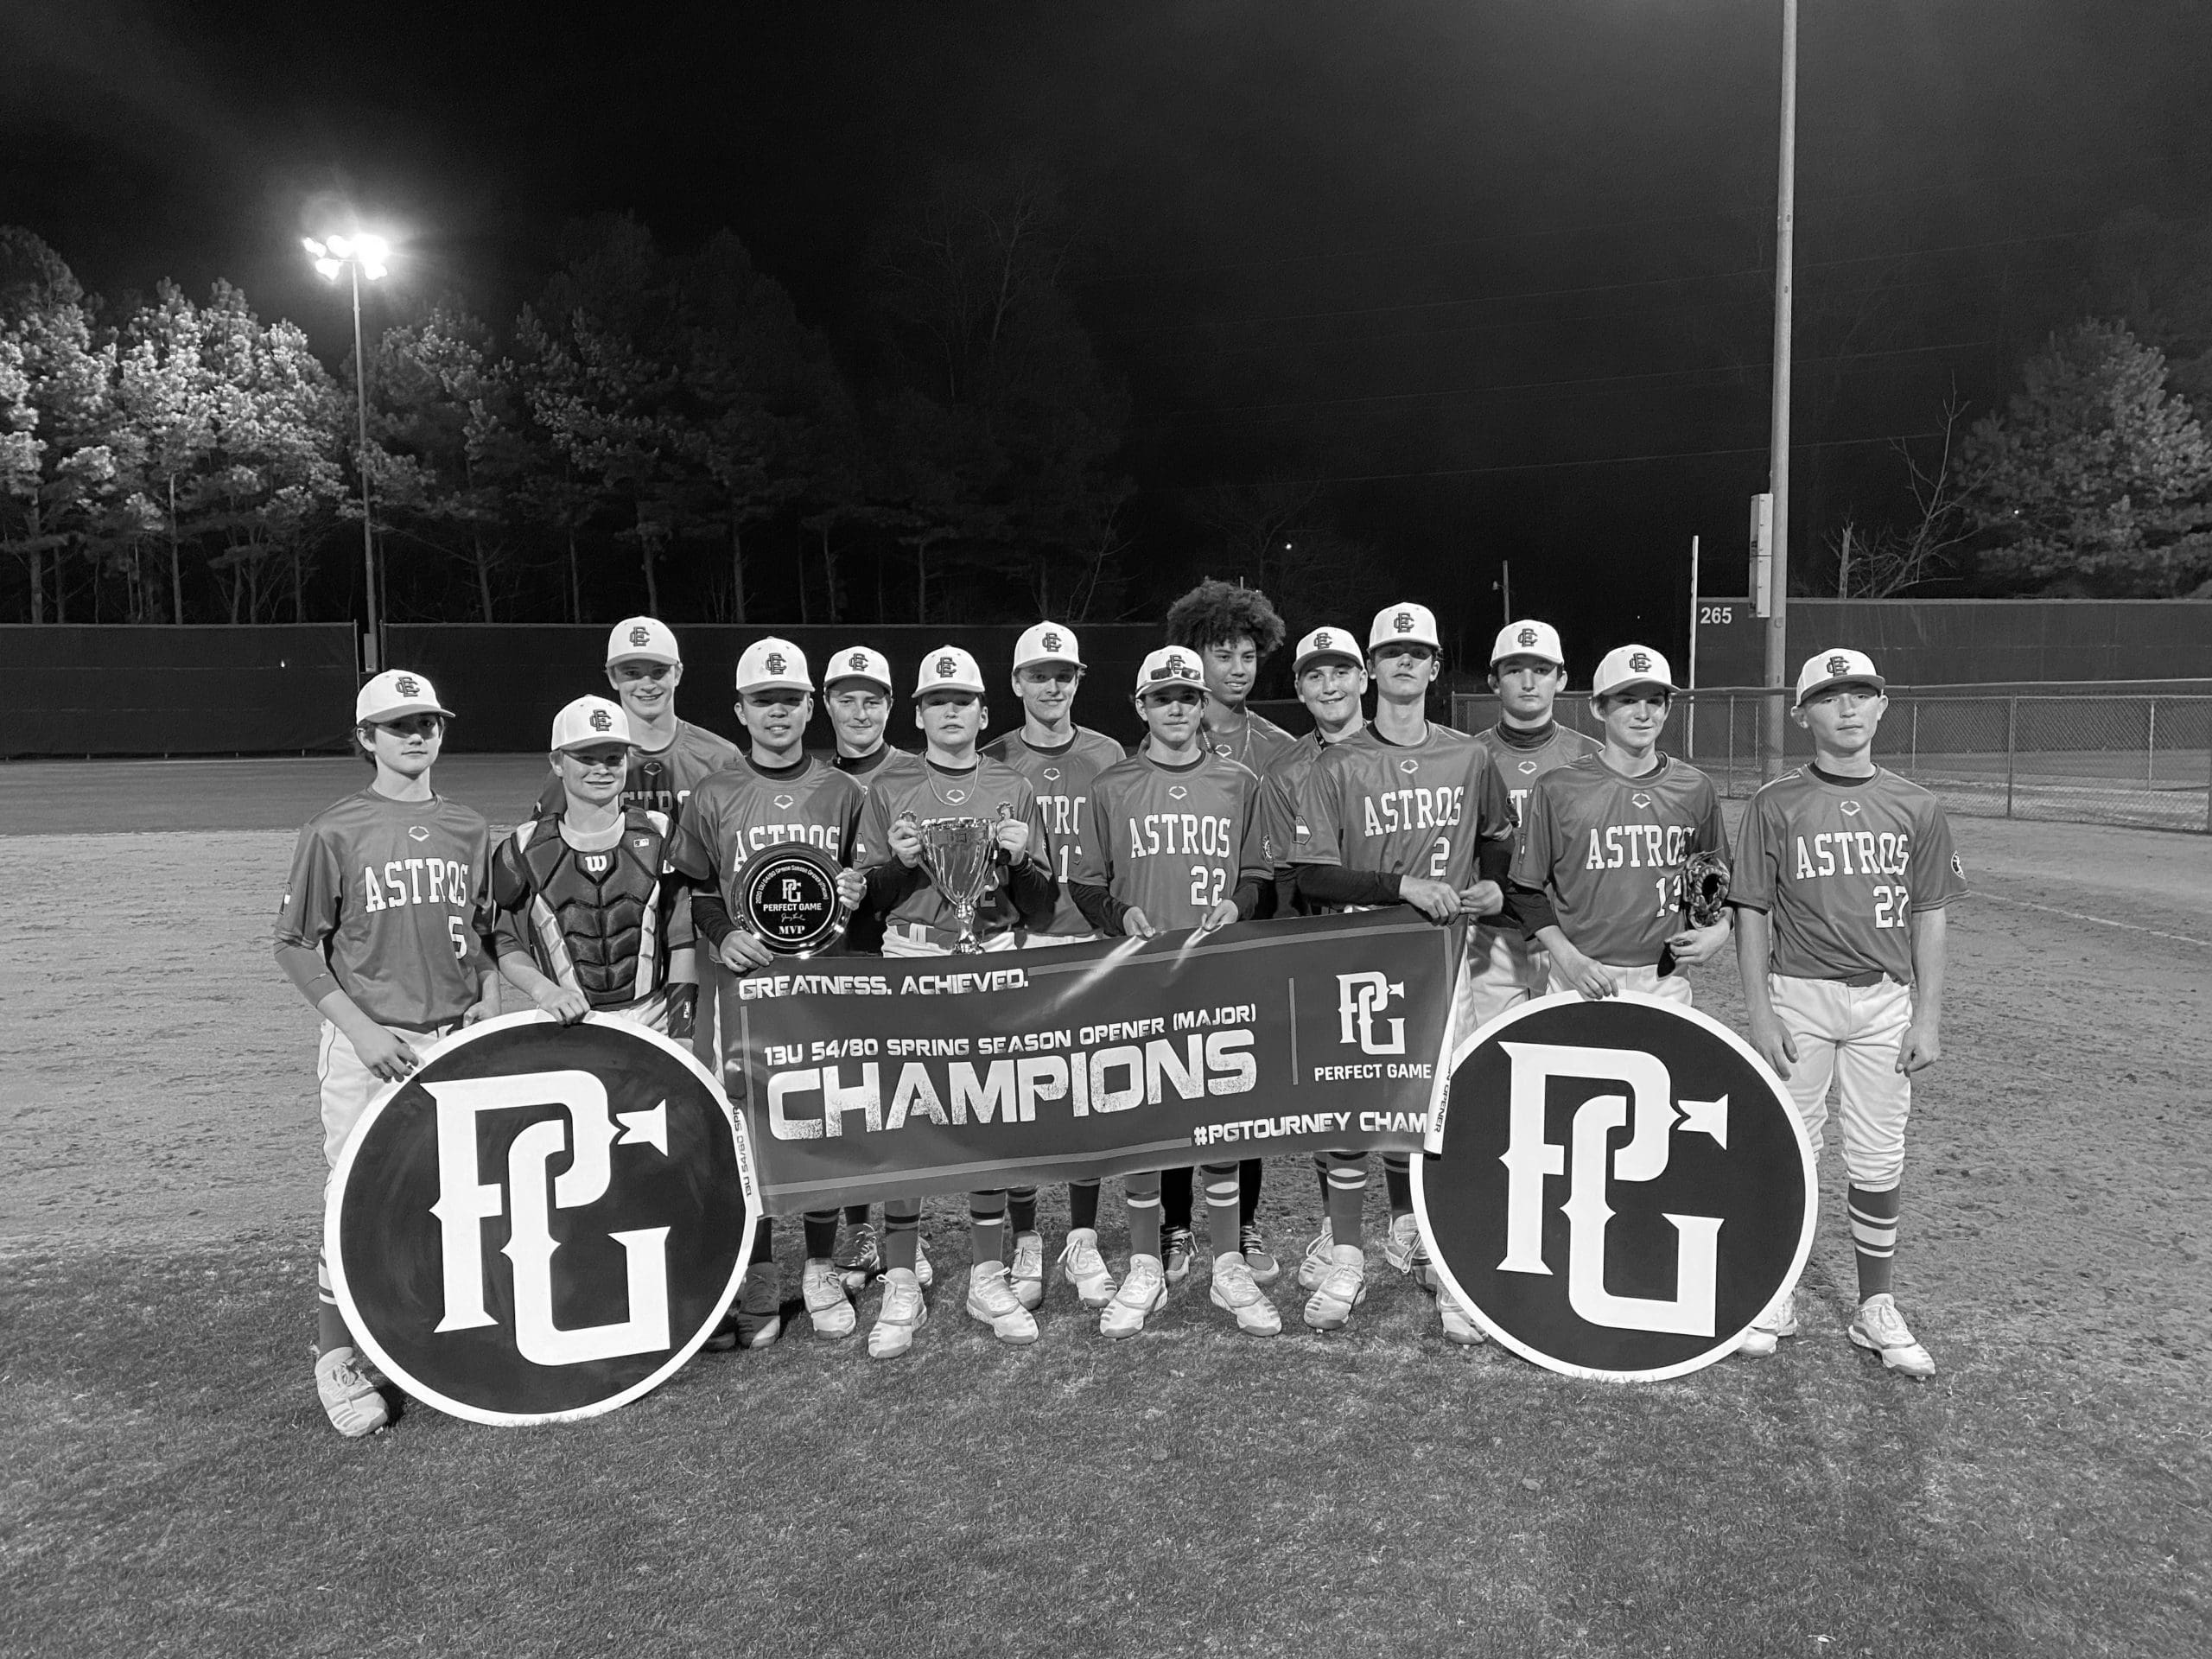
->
xmin=1438 ymin=1291 xmax=1484 ymax=1345
xmin=1736 ymin=1287 xmax=1801 ymax=1358
xmin=1303 ymin=1247 xmax=1368 ymax=1331
xmin=315 ymin=1346 xmax=390 ymax=1438
xmin=1383 ymin=1211 xmax=1422 ymax=1276
xmin=734 ymin=1260 xmax=783 ymax=1349
xmin=1297 ymin=1226 xmax=1335 ymax=1291
xmin=868 ymin=1268 xmax=927 ymax=1359
xmin=1058 ymin=1228 xmax=1118 ymax=1308
xmin=802 ymin=1259 xmax=856 ymax=1340
xmin=1100 ymin=1254 xmax=1166 ymax=1338
xmin=1209 ymin=1255 xmax=1281 ymax=1337
xmin=965 ymin=1262 xmax=1039 ymax=1345
xmin=1009 ymin=1231 xmax=1046 ymax=1311
xmin=914 ymin=1236 xmax=935 ymax=1291
xmin=1849 ymin=1294 xmax=1936 ymax=1378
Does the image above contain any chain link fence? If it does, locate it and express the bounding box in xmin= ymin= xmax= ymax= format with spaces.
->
xmin=1450 ymin=689 xmax=2212 ymax=834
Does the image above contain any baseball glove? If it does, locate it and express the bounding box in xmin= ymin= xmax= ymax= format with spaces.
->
xmin=1675 ymin=851 xmax=1732 ymax=927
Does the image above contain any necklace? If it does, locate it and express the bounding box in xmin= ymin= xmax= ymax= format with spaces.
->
xmin=922 ymin=758 xmax=984 ymax=813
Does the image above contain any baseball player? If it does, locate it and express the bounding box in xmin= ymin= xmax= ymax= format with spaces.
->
xmin=817 ymin=645 xmax=919 ymax=1290
xmin=1289 ymin=602 xmax=1516 ymax=1339
xmin=852 ymin=645 xmax=1058 ymax=1357
xmin=1162 ymin=579 xmax=1296 ymax=1279
xmin=1731 ymin=648 xmax=1963 ymax=1377
xmin=491 ymin=696 xmax=692 ymax=1037
xmin=273 ymin=669 xmax=496 ymax=1436
xmin=535 ymin=616 xmax=741 ymax=818
xmin=1070 ymin=646 xmax=1276 ymax=1338
xmin=667 ymin=639 xmax=868 ymax=1348
xmin=981 ymin=622 xmax=1128 ymax=1312
xmin=1462 ymin=620 xmax=1602 ymax=1033
xmin=1505 ymin=645 xmax=1732 ymax=1007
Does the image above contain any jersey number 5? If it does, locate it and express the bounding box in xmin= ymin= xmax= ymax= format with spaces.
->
xmin=448 ymin=914 xmax=468 ymax=960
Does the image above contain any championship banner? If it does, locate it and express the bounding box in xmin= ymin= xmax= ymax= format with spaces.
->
xmin=1414 ymin=994 xmax=1816 ymax=1382
xmin=327 ymin=1013 xmax=758 ymax=1427
xmin=709 ymin=912 xmax=1459 ymax=1214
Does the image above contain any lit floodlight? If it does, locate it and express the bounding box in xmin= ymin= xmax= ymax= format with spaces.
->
xmin=354 ymin=233 xmax=390 ymax=264
xmin=302 ymin=237 xmax=327 ymax=258
xmin=326 ymin=233 xmax=353 ymax=258
xmin=315 ymin=258 xmax=343 ymax=282
xmin=361 ymin=262 xmax=388 ymax=282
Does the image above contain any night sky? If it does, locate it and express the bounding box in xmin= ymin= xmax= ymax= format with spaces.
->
xmin=5 ymin=0 xmax=2208 ymax=659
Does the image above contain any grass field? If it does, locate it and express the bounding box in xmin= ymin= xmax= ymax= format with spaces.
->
xmin=3 ymin=759 xmax=2209 ymax=1657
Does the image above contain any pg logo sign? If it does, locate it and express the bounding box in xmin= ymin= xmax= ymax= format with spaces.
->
xmin=1414 ymin=995 xmax=1812 ymax=1379
xmin=328 ymin=1014 xmax=757 ymax=1425
xmin=1338 ymin=971 xmax=1406 ymax=1056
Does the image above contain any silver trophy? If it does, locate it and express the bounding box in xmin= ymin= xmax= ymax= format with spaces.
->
xmin=905 ymin=807 xmax=1007 ymax=954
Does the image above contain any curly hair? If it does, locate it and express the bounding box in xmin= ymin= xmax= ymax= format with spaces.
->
xmin=1163 ymin=579 xmax=1287 ymax=658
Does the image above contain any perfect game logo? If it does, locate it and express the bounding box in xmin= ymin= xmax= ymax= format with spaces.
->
xmin=1415 ymin=995 xmax=1814 ymax=1380
xmin=327 ymin=1015 xmax=757 ymax=1425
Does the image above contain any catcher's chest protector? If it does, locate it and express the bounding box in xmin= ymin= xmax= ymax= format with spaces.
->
xmin=522 ymin=810 xmax=670 ymax=1004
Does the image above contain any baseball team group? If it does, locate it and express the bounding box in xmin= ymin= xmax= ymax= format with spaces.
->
xmin=273 ymin=576 xmax=1963 ymax=1437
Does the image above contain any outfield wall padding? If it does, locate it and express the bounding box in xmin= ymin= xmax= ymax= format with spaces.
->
xmin=384 ymin=625 xmax=1173 ymax=751
xmin=2 ymin=625 xmax=360 ymax=758
xmin=1694 ymin=599 xmax=2212 ymax=690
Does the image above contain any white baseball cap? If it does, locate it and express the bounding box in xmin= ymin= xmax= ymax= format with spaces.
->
xmin=1013 ymin=622 xmax=1084 ymax=671
xmin=607 ymin=616 xmax=681 ymax=667
xmin=1133 ymin=646 xmax=1206 ymax=696
xmin=1370 ymin=601 xmax=1441 ymax=652
xmin=1591 ymin=645 xmax=1680 ymax=698
xmin=823 ymin=645 xmax=893 ymax=695
xmin=355 ymin=669 xmax=453 ymax=723
xmin=734 ymin=637 xmax=813 ymax=695
xmin=1796 ymin=647 xmax=1887 ymax=706
xmin=915 ymin=645 xmax=986 ymax=697
xmin=1293 ymin=626 xmax=1363 ymax=675
xmin=550 ymin=696 xmax=632 ymax=751
xmin=1491 ymin=619 xmax=1567 ymax=668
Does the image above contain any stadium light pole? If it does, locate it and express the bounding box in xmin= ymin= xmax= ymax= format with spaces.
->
xmin=304 ymin=233 xmax=390 ymax=674
xmin=1760 ymin=0 xmax=1799 ymax=779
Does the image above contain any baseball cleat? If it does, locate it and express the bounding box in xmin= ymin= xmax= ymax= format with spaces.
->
xmin=1100 ymin=1255 xmax=1167 ymax=1338
xmin=1297 ymin=1226 xmax=1335 ymax=1292
xmin=914 ymin=1237 xmax=935 ymax=1290
xmin=1240 ymin=1225 xmax=1281 ymax=1287
xmin=834 ymin=1224 xmax=880 ymax=1293
xmin=802 ymin=1260 xmax=856 ymax=1340
xmin=315 ymin=1347 xmax=391 ymax=1439
xmin=868 ymin=1269 xmax=927 ymax=1359
xmin=1382 ymin=1212 xmax=1423 ymax=1276
xmin=1058 ymin=1228 xmax=1118 ymax=1308
xmin=1735 ymin=1288 xmax=1801 ymax=1358
xmin=1162 ymin=1225 xmax=1197 ymax=1286
xmin=1849 ymin=1294 xmax=1935 ymax=1378
xmin=965 ymin=1262 xmax=1039 ymax=1345
xmin=1209 ymin=1255 xmax=1281 ymax=1337
xmin=1008 ymin=1231 xmax=1046 ymax=1311
xmin=1303 ymin=1248 xmax=1369 ymax=1332
xmin=1438 ymin=1292 xmax=1484 ymax=1345
xmin=732 ymin=1261 xmax=783 ymax=1349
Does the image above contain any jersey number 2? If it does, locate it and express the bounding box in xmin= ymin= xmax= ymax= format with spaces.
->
xmin=1190 ymin=864 xmax=1225 ymax=908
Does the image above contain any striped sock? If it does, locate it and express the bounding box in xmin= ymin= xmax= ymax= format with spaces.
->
xmin=1201 ymin=1164 xmax=1241 ymax=1261
xmin=1849 ymin=1184 xmax=1901 ymax=1300
xmin=1325 ymin=1151 xmax=1369 ymax=1249
xmin=969 ymin=1191 xmax=1007 ymax=1270
xmin=1008 ymin=1187 xmax=1039 ymax=1235
xmin=882 ymin=1202 xmax=919 ymax=1272
xmin=1126 ymin=1173 xmax=1163 ymax=1259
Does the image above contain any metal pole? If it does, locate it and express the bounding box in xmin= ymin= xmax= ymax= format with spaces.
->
xmin=2146 ymin=697 xmax=2158 ymax=789
xmin=1686 ymin=536 xmax=1700 ymax=760
xmin=1760 ymin=0 xmax=1798 ymax=781
xmin=350 ymin=261 xmax=378 ymax=674
xmin=2005 ymin=696 xmax=2018 ymax=819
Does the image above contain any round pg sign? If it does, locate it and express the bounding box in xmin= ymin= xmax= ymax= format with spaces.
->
xmin=328 ymin=1012 xmax=757 ymax=1425
xmin=1414 ymin=994 xmax=1814 ymax=1380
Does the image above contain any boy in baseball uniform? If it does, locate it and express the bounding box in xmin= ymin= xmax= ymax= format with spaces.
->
xmin=1731 ymin=649 xmax=1964 ymax=1376
xmin=273 ymin=670 xmax=496 ymax=1436
xmin=1070 ymin=647 xmax=1276 ymax=1338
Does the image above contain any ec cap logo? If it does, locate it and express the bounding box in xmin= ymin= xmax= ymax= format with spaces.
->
xmin=1827 ymin=654 xmax=1851 ymax=677
xmin=1629 ymin=652 xmax=1651 ymax=673
xmin=848 ymin=652 xmax=868 ymax=671
xmin=1314 ymin=631 xmax=1332 ymax=647
xmin=936 ymin=656 xmax=957 ymax=677
xmin=589 ymin=709 xmax=613 ymax=732
xmin=1042 ymin=631 xmax=1063 ymax=652
xmin=766 ymin=652 xmax=787 ymax=676
xmin=1393 ymin=612 xmax=1414 ymax=633
xmin=1518 ymin=626 xmax=1538 ymax=648
xmin=395 ymin=675 xmax=421 ymax=697
xmin=629 ymin=626 xmax=652 ymax=648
